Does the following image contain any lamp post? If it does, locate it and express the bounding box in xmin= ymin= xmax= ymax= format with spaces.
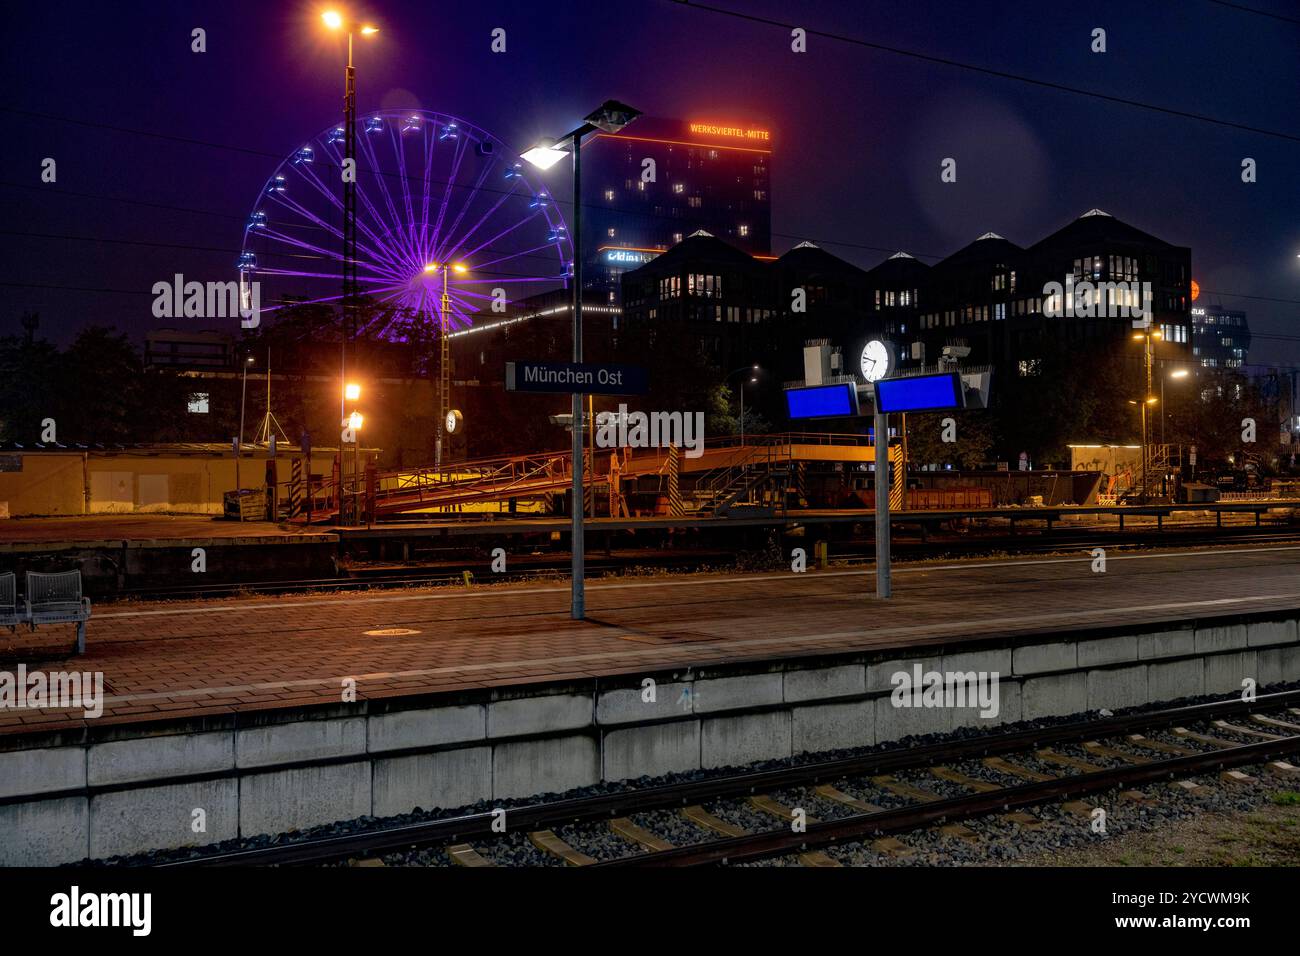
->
xmin=1163 ymin=367 xmax=1189 ymax=496
xmin=1132 ymin=327 xmax=1161 ymax=503
xmin=348 ymin=410 xmax=363 ymax=523
xmin=236 ymin=354 xmax=255 ymax=495
xmin=1163 ymin=367 xmax=1189 ymax=446
xmin=523 ymin=100 xmax=641 ymax=621
xmin=425 ymin=262 xmax=467 ymax=471
xmin=239 ymin=353 xmax=255 ymax=448
xmin=725 ymin=364 xmax=761 ymax=445
xmin=341 ymin=382 xmax=361 ymax=523
xmin=320 ymin=11 xmax=378 ymax=423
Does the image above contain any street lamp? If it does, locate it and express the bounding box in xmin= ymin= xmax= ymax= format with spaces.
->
xmin=424 ymin=261 xmax=468 ymax=470
xmin=523 ymin=99 xmax=641 ymax=621
xmin=339 ymin=383 xmax=362 ymax=523
xmin=1160 ymin=367 xmax=1190 ymax=496
xmin=1163 ymin=368 xmax=1189 ymax=445
xmin=726 ymin=364 xmax=761 ymax=446
xmin=239 ymin=354 xmax=256 ymax=447
xmin=236 ymin=353 xmax=256 ymax=493
xmin=348 ymin=410 xmax=363 ymax=523
xmin=320 ymin=10 xmax=379 ymax=422
xmin=1131 ymin=327 xmax=1162 ymax=502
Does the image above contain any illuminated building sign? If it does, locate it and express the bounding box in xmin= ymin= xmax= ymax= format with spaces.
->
xmin=687 ymin=123 xmax=772 ymax=143
xmin=603 ymin=248 xmax=659 ymax=266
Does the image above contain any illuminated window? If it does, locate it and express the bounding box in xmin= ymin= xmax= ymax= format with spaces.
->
xmin=687 ymin=196 xmax=702 ymax=208
xmin=673 ymin=183 xmax=684 ymax=194
xmin=687 ymin=273 xmax=722 ymax=297
xmin=604 ymin=189 xmax=615 ymax=201
xmin=738 ymin=224 xmax=749 ymax=238
xmin=672 ymin=232 xmax=683 ymax=244
xmin=753 ymin=190 xmax=767 ymax=200
xmin=607 ymin=228 xmax=615 ymax=237
xmin=187 ymin=392 xmax=210 ymax=414
xmin=1018 ymin=359 xmax=1042 ymax=376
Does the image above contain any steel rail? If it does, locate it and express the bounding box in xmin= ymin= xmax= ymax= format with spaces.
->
xmin=600 ymin=733 xmax=1300 ymax=868
xmin=161 ymin=689 xmax=1300 ymax=867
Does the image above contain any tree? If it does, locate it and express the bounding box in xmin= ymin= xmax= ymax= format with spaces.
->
xmin=905 ymin=410 xmax=997 ymax=469
xmin=56 ymin=327 xmax=143 ymax=444
xmin=0 ymin=322 xmax=60 ymax=443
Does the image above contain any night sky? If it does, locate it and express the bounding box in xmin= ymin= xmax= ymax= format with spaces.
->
xmin=5 ymin=0 xmax=1298 ymax=359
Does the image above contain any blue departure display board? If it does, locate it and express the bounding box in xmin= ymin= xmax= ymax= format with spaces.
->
xmin=785 ymin=383 xmax=860 ymax=419
xmin=873 ymin=373 xmax=964 ymax=413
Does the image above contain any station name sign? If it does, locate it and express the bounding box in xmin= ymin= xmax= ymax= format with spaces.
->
xmin=506 ymin=361 xmax=649 ymax=396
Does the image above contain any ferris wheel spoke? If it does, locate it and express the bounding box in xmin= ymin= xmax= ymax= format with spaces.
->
xmin=304 ymin=141 xmax=414 ymax=275
xmin=391 ymin=127 xmax=420 ymax=262
xmin=245 ymin=110 xmax=572 ymax=341
xmin=417 ymin=125 xmax=438 ymax=264
xmin=258 ymin=227 xmax=400 ymax=283
xmin=283 ymin=159 xmax=413 ymax=274
xmin=428 ymin=134 xmax=471 ymax=264
xmin=259 ymin=227 xmax=344 ymax=264
xmin=457 ymin=209 xmax=549 ymax=266
xmin=357 ymin=130 xmax=417 ymax=274
xmin=350 ymin=181 xmax=421 ymax=277
xmin=472 ymin=238 xmax=568 ymax=274
xmin=265 ymin=192 xmax=389 ymax=270
xmin=292 ymin=160 xmax=344 ymax=216
xmin=435 ymin=153 xmax=500 ymax=265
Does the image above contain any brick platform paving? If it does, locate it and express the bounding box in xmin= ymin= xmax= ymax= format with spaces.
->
xmin=3 ymin=544 xmax=1299 ymax=736
xmin=0 ymin=515 xmax=335 ymax=549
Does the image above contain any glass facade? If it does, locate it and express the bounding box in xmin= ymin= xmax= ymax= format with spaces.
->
xmin=581 ymin=117 xmax=772 ymax=302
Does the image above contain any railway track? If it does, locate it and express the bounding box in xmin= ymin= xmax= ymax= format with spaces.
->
xmin=110 ymin=524 xmax=1300 ymax=603
xmin=160 ymin=689 xmax=1300 ymax=869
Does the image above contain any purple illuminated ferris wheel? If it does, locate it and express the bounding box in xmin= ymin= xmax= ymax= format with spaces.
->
xmin=238 ymin=109 xmax=573 ymax=337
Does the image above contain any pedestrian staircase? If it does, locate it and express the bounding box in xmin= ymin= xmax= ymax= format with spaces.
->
xmin=1118 ymin=444 xmax=1183 ymax=503
xmin=694 ymin=441 xmax=794 ymax=516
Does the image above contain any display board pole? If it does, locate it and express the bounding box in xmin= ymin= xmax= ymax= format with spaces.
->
xmin=874 ymin=410 xmax=892 ymax=598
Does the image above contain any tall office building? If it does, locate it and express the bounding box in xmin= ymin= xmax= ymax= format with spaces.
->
xmin=581 ymin=116 xmax=773 ymax=303
xmin=1191 ymin=303 xmax=1250 ymax=368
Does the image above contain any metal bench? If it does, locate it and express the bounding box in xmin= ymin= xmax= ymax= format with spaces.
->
xmin=0 ymin=572 xmax=23 ymax=633
xmin=26 ymin=570 xmax=92 ymax=655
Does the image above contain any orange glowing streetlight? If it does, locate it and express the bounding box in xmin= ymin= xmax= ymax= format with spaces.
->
xmin=320 ymin=8 xmax=379 ymax=444
xmin=425 ymin=263 xmax=470 ymax=469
